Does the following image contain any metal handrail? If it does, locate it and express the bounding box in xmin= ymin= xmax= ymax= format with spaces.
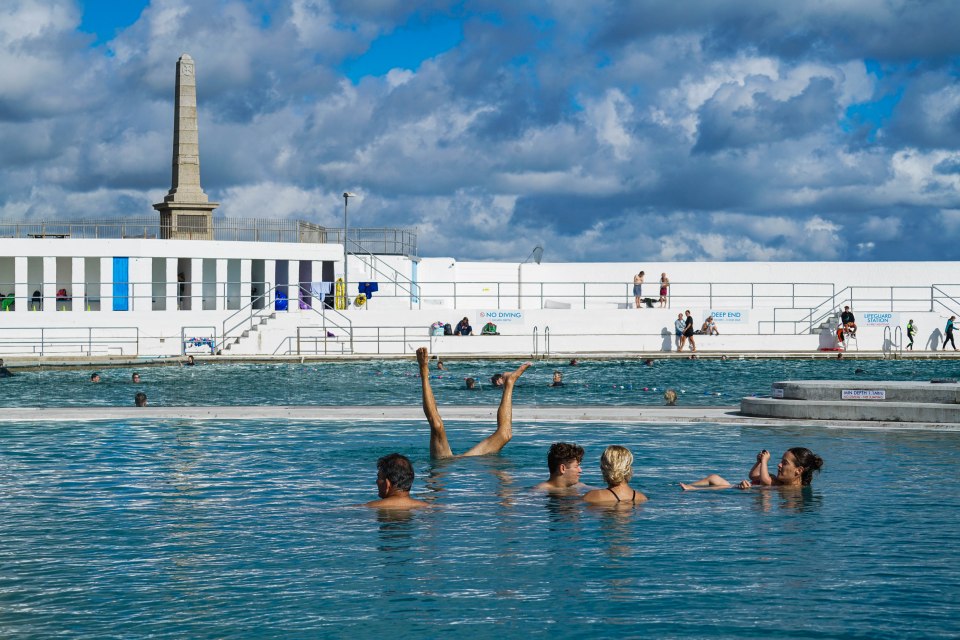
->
xmin=0 ymin=326 xmax=139 ymax=356
xmin=532 ymin=326 xmax=539 ymax=357
xmin=347 ymin=236 xmax=418 ymax=306
xmin=544 ymin=326 xmax=551 ymax=357
xmin=0 ymin=218 xmax=417 ymax=255
xmin=219 ymin=285 xmax=279 ymax=352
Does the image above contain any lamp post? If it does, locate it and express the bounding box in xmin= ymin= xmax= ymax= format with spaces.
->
xmin=342 ymin=192 xmax=355 ymax=296
xmin=517 ymin=245 xmax=544 ymax=309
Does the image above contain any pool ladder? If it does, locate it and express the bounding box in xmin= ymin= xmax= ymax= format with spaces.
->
xmin=883 ymin=325 xmax=903 ymax=359
xmin=532 ymin=326 xmax=551 ymax=358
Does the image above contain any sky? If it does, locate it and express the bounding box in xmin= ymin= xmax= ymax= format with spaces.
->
xmin=1 ymin=1 xmax=959 ymax=262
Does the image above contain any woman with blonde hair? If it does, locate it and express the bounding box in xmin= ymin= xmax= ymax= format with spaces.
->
xmin=583 ymin=445 xmax=648 ymax=505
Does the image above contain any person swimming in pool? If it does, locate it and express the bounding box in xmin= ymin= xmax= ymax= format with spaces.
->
xmin=365 ymin=453 xmax=430 ymax=509
xmin=550 ymin=370 xmax=564 ymax=387
xmin=417 ymin=347 xmax=530 ymax=459
xmin=679 ymin=447 xmax=823 ymax=490
xmin=534 ymin=442 xmax=587 ymax=493
xmin=582 ymin=445 xmax=648 ymax=505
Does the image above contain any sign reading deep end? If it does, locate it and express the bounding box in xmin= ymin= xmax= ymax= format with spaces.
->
xmin=707 ymin=310 xmax=749 ymax=324
xmin=479 ymin=310 xmax=525 ymax=326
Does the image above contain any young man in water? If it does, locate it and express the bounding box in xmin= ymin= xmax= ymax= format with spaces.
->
xmin=417 ymin=347 xmax=530 ymax=458
xmin=534 ymin=442 xmax=586 ymax=493
xmin=134 ymin=392 xmax=147 ymax=407
xmin=365 ymin=453 xmax=430 ymax=509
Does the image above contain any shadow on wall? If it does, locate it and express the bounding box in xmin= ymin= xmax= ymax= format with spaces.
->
xmin=660 ymin=327 xmax=672 ymax=352
xmin=926 ymin=330 xmax=942 ymax=351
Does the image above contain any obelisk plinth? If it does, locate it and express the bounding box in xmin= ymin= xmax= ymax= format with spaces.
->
xmin=154 ymin=54 xmax=218 ymax=239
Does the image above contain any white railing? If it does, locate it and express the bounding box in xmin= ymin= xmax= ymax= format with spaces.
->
xmin=0 ymin=326 xmax=140 ymax=356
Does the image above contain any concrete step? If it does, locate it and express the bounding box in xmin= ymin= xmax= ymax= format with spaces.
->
xmin=741 ymin=397 xmax=960 ymax=423
xmin=771 ymin=380 xmax=960 ymax=404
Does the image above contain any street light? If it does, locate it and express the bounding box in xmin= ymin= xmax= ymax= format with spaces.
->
xmin=517 ymin=245 xmax=544 ymax=309
xmin=342 ymin=192 xmax=355 ymax=297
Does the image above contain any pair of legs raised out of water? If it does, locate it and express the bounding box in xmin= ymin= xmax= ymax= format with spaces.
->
xmin=416 ymin=347 xmax=531 ymax=459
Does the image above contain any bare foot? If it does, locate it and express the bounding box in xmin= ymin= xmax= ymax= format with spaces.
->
xmin=505 ymin=361 xmax=532 ymax=383
xmin=416 ymin=347 xmax=430 ymax=367
xmin=679 ymin=483 xmax=696 ymax=491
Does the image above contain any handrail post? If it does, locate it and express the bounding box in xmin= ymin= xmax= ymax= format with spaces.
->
xmin=583 ymin=283 xmax=586 ymax=310
xmin=751 ymin=282 xmax=755 ymax=309
xmin=540 ymin=282 xmax=543 ymax=310
xmin=930 ymin=285 xmax=935 ymax=312
xmin=709 ymin=283 xmax=713 ymax=308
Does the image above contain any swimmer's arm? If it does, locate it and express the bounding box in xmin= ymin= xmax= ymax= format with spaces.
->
xmin=749 ymin=450 xmax=774 ymax=486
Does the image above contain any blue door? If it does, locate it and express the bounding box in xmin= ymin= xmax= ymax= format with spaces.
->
xmin=113 ymin=257 xmax=129 ymax=311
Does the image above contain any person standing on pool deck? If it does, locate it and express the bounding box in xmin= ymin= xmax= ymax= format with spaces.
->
xmin=417 ymin=347 xmax=530 ymax=459
xmin=582 ymin=445 xmax=648 ymax=505
xmin=633 ymin=270 xmax=645 ymax=309
xmin=674 ymin=313 xmax=685 ymax=349
xmin=365 ymin=453 xmax=430 ymax=509
xmin=944 ymin=316 xmax=957 ymax=351
xmin=678 ymin=310 xmax=696 ymax=352
xmin=680 ymin=447 xmax=823 ymax=490
xmin=658 ymin=273 xmax=669 ymax=308
xmin=906 ymin=319 xmax=917 ymax=350
xmin=534 ymin=442 xmax=586 ymax=493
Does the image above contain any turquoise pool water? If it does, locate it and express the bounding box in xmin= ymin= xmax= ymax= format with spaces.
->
xmin=3 ymin=357 xmax=960 ymax=407
xmin=1 ymin=418 xmax=958 ymax=638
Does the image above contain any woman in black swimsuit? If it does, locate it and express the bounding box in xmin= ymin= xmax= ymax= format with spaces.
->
xmin=582 ymin=445 xmax=648 ymax=505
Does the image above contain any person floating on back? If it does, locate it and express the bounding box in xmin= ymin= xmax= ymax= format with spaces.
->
xmin=680 ymin=447 xmax=823 ymax=490
xmin=364 ymin=453 xmax=430 ymax=509
xmin=417 ymin=347 xmax=529 ymax=459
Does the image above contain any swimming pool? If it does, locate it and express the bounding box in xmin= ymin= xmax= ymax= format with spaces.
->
xmin=1 ymin=418 xmax=957 ymax=638
xmin=4 ymin=356 xmax=960 ymax=408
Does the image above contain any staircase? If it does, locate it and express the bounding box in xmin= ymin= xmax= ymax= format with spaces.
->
xmin=222 ymin=309 xmax=276 ymax=353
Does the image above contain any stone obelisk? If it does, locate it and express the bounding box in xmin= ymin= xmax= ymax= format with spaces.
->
xmin=154 ymin=54 xmax=218 ymax=239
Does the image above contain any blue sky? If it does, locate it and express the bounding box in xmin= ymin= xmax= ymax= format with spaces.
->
xmin=1 ymin=0 xmax=959 ymax=262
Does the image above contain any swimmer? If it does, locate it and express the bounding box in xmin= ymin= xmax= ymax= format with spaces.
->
xmin=569 ymin=358 xmax=580 ymax=366
xmin=185 ymin=355 xmax=195 ymax=366
xmin=134 ymin=392 xmax=147 ymax=407
xmin=365 ymin=453 xmax=430 ymax=509
xmin=90 ymin=372 xmax=101 ymax=383
xmin=680 ymin=447 xmax=824 ymax=491
xmin=417 ymin=347 xmax=530 ymax=459
xmin=490 ymin=372 xmax=505 ymax=387
xmin=0 ymin=358 xmax=13 ymax=378
xmin=644 ymin=358 xmax=654 ymax=366
xmin=465 ymin=377 xmax=477 ymax=390
xmin=582 ymin=445 xmax=648 ymax=505
xmin=663 ymin=389 xmax=678 ymax=405
xmin=437 ymin=358 xmax=445 ymax=370
xmin=550 ymin=370 xmax=564 ymax=387
xmin=534 ymin=442 xmax=586 ymax=493
xmin=132 ymin=372 xmax=141 ymax=383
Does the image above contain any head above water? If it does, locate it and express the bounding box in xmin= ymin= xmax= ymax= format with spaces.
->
xmin=132 ymin=372 xmax=141 ymax=383
xmin=552 ymin=370 xmax=563 ymax=382
xmin=90 ymin=372 xmax=101 ymax=383
xmin=376 ymin=453 xmax=415 ymax=496
xmin=600 ymin=445 xmax=634 ymax=485
xmin=491 ymin=372 xmax=504 ymax=387
xmin=465 ymin=377 xmax=476 ymax=389
xmin=547 ymin=442 xmax=585 ymax=475
xmin=134 ymin=392 xmax=147 ymax=407
xmin=781 ymin=447 xmax=824 ymax=486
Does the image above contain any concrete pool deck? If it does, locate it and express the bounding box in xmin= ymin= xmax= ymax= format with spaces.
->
xmin=2 ymin=404 xmax=958 ymax=431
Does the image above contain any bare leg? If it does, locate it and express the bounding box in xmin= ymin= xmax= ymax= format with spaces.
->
xmin=417 ymin=347 xmax=454 ymax=459
xmin=461 ymin=361 xmax=531 ymax=457
xmin=680 ymin=473 xmax=732 ymax=491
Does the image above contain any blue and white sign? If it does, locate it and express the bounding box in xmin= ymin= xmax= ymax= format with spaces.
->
xmin=478 ymin=310 xmax=526 ymax=326
xmin=842 ymin=389 xmax=886 ymax=400
xmin=706 ymin=310 xmax=749 ymax=324
xmin=859 ymin=312 xmax=899 ymax=327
